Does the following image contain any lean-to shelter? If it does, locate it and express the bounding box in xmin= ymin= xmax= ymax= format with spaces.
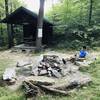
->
xmin=0 ymin=6 xmax=53 ymax=46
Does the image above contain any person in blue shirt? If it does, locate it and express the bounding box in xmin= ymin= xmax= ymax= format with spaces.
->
xmin=62 ymin=46 xmax=88 ymax=63
xmin=79 ymin=46 xmax=88 ymax=58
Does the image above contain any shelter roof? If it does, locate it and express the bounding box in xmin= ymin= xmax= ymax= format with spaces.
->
xmin=0 ymin=6 xmax=52 ymax=25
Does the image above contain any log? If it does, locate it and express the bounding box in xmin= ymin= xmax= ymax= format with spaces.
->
xmin=23 ymin=81 xmax=41 ymax=98
xmin=24 ymin=81 xmax=68 ymax=96
xmin=35 ymin=84 xmax=68 ymax=96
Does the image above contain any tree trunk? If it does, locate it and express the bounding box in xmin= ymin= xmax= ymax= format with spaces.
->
xmin=5 ymin=0 xmax=13 ymax=48
xmin=0 ymin=15 xmax=3 ymax=35
xmin=36 ymin=0 xmax=45 ymax=52
xmin=89 ymin=0 xmax=93 ymax=25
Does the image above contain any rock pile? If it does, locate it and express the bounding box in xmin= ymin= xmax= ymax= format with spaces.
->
xmin=32 ymin=55 xmax=81 ymax=78
xmin=32 ymin=55 xmax=67 ymax=78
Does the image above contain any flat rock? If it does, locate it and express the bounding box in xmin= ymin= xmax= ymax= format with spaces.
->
xmin=50 ymin=71 xmax=91 ymax=90
xmin=69 ymin=71 xmax=91 ymax=86
xmin=51 ymin=69 xmax=62 ymax=78
xmin=25 ymin=76 xmax=55 ymax=86
xmin=16 ymin=60 xmax=32 ymax=67
xmin=39 ymin=70 xmax=48 ymax=76
xmin=75 ymin=61 xmax=92 ymax=67
xmin=3 ymin=68 xmax=16 ymax=81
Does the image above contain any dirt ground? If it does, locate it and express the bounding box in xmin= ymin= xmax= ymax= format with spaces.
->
xmin=0 ymin=49 xmax=99 ymax=63
xmin=0 ymin=50 xmax=74 ymax=65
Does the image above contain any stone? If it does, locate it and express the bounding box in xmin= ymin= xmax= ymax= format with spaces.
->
xmin=3 ymin=68 xmax=16 ymax=81
xmin=25 ymin=76 xmax=55 ymax=86
xmin=69 ymin=72 xmax=91 ymax=86
xmin=16 ymin=60 xmax=32 ymax=67
xmin=51 ymin=69 xmax=62 ymax=78
xmin=31 ymin=68 xmax=39 ymax=76
xmin=75 ymin=60 xmax=92 ymax=67
xmin=39 ymin=70 xmax=48 ymax=76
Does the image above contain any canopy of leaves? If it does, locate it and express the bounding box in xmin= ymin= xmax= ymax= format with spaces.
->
xmin=47 ymin=0 xmax=100 ymax=49
xmin=0 ymin=0 xmax=24 ymax=46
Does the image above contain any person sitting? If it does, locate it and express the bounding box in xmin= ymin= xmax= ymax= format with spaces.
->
xmin=79 ymin=46 xmax=88 ymax=58
xmin=75 ymin=46 xmax=88 ymax=62
xmin=66 ymin=46 xmax=88 ymax=63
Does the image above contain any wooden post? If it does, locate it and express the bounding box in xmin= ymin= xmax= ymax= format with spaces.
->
xmin=36 ymin=0 xmax=45 ymax=52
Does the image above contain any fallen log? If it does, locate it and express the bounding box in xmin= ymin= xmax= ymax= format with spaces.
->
xmin=23 ymin=81 xmax=68 ymax=96
xmin=35 ymin=83 xmax=68 ymax=96
xmin=23 ymin=81 xmax=41 ymax=98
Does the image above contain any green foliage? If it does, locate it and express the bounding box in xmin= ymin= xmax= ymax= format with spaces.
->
xmin=47 ymin=0 xmax=100 ymax=49
xmin=0 ymin=0 xmax=24 ymax=47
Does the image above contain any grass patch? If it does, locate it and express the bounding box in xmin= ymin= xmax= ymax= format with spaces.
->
xmin=0 ymin=58 xmax=25 ymax=100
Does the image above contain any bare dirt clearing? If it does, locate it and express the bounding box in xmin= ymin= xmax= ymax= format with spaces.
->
xmin=0 ymin=50 xmax=99 ymax=64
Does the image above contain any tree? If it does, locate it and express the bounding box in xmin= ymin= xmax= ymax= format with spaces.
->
xmin=46 ymin=0 xmax=100 ymax=48
xmin=0 ymin=0 xmax=23 ymax=47
xmin=5 ymin=0 xmax=13 ymax=48
xmin=36 ymin=0 xmax=45 ymax=51
xmin=89 ymin=0 xmax=93 ymax=25
xmin=4 ymin=0 xmax=23 ymax=48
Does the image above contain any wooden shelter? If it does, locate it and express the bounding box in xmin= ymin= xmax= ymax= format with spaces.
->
xmin=0 ymin=6 xmax=53 ymax=47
